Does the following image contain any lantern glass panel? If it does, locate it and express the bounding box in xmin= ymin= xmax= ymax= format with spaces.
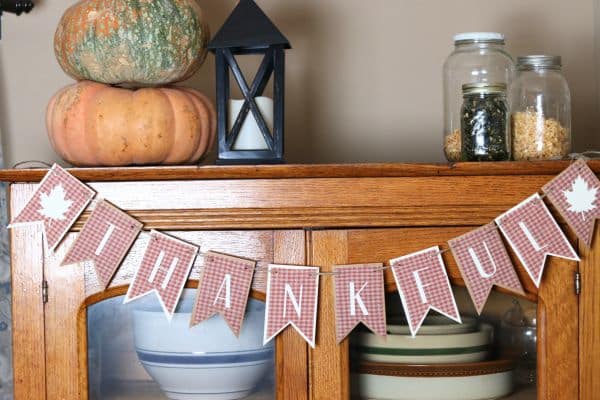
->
xmin=227 ymin=55 xmax=275 ymax=151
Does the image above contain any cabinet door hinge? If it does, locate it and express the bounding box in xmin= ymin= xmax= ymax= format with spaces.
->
xmin=575 ymin=271 xmax=581 ymax=296
xmin=42 ymin=280 xmax=48 ymax=304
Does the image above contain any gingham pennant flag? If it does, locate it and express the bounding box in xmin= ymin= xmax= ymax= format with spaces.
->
xmin=543 ymin=160 xmax=600 ymax=247
xmin=496 ymin=194 xmax=579 ymax=287
xmin=333 ymin=264 xmax=386 ymax=342
xmin=448 ymin=223 xmax=524 ymax=314
xmin=8 ymin=164 xmax=95 ymax=250
xmin=124 ymin=230 xmax=198 ymax=319
xmin=390 ymin=246 xmax=461 ymax=337
xmin=191 ymin=251 xmax=255 ymax=336
xmin=61 ymin=200 xmax=143 ymax=288
xmin=264 ymin=265 xmax=319 ymax=348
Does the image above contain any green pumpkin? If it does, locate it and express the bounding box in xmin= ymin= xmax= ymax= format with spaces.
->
xmin=54 ymin=0 xmax=209 ymax=85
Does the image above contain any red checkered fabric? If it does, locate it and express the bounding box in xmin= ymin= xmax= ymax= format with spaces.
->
xmin=62 ymin=200 xmax=142 ymax=288
xmin=333 ymin=264 xmax=386 ymax=342
xmin=496 ymin=194 xmax=579 ymax=287
xmin=449 ymin=223 xmax=524 ymax=314
xmin=124 ymin=231 xmax=198 ymax=318
xmin=390 ymin=246 xmax=460 ymax=337
xmin=191 ymin=251 xmax=255 ymax=336
xmin=9 ymin=164 xmax=95 ymax=250
xmin=264 ymin=265 xmax=319 ymax=347
xmin=543 ymin=159 xmax=600 ymax=247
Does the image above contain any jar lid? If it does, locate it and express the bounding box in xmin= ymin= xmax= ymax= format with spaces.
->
xmin=462 ymin=82 xmax=507 ymax=95
xmin=517 ymin=55 xmax=562 ymax=70
xmin=453 ymin=32 xmax=505 ymax=44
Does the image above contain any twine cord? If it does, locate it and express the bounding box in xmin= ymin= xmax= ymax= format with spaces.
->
xmin=14 ymin=154 xmax=595 ymax=276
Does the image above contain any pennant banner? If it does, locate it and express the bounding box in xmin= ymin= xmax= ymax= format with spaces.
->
xmin=449 ymin=223 xmax=524 ymax=314
xmin=496 ymin=194 xmax=579 ymax=287
xmin=62 ymin=200 xmax=143 ymax=288
xmin=390 ymin=246 xmax=461 ymax=336
xmin=333 ymin=264 xmax=386 ymax=342
xmin=543 ymin=159 xmax=600 ymax=247
xmin=191 ymin=251 xmax=255 ymax=336
xmin=264 ymin=265 xmax=319 ymax=348
xmin=124 ymin=230 xmax=198 ymax=319
xmin=9 ymin=164 xmax=95 ymax=250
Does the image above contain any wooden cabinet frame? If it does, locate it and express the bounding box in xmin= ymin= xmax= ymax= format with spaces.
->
xmin=4 ymin=161 xmax=597 ymax=399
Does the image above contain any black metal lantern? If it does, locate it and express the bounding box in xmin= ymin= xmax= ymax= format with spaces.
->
xmin=208 ymin=0 xmax=290 ymax=164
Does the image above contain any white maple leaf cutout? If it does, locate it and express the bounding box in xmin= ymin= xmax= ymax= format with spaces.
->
xmin=562 ymin=175 xmax=598 ymax=221
xmin=38 ymin=184 xmax=73 ymax=221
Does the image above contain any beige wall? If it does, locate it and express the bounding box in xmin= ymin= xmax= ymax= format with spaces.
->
xmin=0 ymin=0 xmax=597 ymax=166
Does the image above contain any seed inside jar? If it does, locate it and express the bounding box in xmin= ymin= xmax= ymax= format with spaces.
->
xmin=511 ymin=111 xmax=571 ymax=160
xmin=444 ymin=129 xmax=461 ymax=161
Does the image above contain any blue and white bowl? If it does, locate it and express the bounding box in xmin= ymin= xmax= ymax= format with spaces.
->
xmin=132 ymin=292 xmax=273 ymax=400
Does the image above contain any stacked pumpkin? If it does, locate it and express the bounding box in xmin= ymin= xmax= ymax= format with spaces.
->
xmin=47 ymin=0 xmax=216 ymax=166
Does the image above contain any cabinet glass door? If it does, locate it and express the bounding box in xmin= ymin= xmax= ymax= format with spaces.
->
xmin=350 ymin=288 xmax=537 ymax=400
xmin=87 ymin=289 xmax=275 ymax=400
xmin=327 ymin=227 xmax=578 ymax=400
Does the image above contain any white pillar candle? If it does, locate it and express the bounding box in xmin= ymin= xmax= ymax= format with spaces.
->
xmin=228 ymin=97 xmax=274 ymax=150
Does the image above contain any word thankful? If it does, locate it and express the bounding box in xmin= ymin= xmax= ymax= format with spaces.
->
xmin=7 ymin=161 xmax=600 ymax=344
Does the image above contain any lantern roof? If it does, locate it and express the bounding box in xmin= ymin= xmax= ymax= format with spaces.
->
xmin=208 ymin=0 xmax=291 ymax=51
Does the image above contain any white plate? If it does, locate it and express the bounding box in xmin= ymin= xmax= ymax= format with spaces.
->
xmin=353 ymin=323 xmax=492 ymax=364
xmin=352 ymin=370 xmax=514 ymax=400
xmin=387 ymin=316 xmax=477 ymax=335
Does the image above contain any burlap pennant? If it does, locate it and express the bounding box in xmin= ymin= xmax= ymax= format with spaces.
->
xmin=264 ymin=265 xmax=319 ymax=348
xmin=390 ymin=246 xmax=461 ymax=337
xmin=448 ymin=223 xmax=524 ymax=314
xmin=190 ymin=251 xmax=255 ymax=336
xmin=543 ymin=159 xmax=600 ymax=247
xmin=62 ymin=200 xmax=142 ymax=288
xmin=496 ymin=194 xmax=579 ymax=287
xmin=9 ymin=164 xmax=95 ymax=250
xmin=124 ymin=230 xmax=198 ymax=319
xmin=333 ymin=264 xmax=386 ymax=342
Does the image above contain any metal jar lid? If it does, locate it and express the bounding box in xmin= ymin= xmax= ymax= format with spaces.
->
xmin=517 ymin=55 xmax=562 ymax=70
xmin=453 ymin=32 xmax=505 ymax=45
xmin=462 ymin=82 xmax=507 ymax=96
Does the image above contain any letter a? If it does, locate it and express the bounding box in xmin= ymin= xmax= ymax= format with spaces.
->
xmin=213 ymin=274 xmax=232 ymax=308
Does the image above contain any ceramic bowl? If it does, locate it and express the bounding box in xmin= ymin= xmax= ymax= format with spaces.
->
xmin=132 ymin=293 xmax=273 ymax=400
xmin=387 ymin=316 xmax=477 ymax=335
xmin=352 ymin=359 xmax=515 ymax=400
xmin=353 ymin=323 xmax=493 ymax=364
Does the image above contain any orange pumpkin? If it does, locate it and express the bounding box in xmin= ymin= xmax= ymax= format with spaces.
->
xmin=46 ymin=81 xmax=216 ymax=166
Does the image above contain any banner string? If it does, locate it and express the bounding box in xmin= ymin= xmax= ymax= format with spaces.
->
xmin=10 ymin=156 xmax=592 ymax=277
xmin=191 ymin=156 xmax=590 ymax=277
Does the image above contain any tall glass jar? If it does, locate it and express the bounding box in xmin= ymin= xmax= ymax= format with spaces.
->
xmin=443 ymin=32 xmax=514 ymax=161
xmin=510 ymin=55 xmax=571 ymax=160
xmin=461 ymin=83 xmax=510 ymax=161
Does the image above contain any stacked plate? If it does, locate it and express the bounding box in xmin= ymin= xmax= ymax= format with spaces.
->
xmin=351 ymin=316 xmax=515 ymax=400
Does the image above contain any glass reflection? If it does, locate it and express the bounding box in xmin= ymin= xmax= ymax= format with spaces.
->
xmin=88 ymin=289 xmax=274 ymax=399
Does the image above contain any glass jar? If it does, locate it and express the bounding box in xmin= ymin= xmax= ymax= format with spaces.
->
xmin=461 ymin=83 xmax=510 ymax=161
xmin=499 ymin=300 xmax=537 ymax=386
xmin=510 ymin=55 xmax=572 ymax=160
xmin=443 ymin=32 xmax=514 ymax=161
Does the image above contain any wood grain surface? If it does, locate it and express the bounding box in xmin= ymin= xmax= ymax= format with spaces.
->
xmin=1 ymin=160 xmax=599 ymax=182
xmin=309 ymin=230 xmax=350 ymax=400
xmin=6 ymin=163 xmax=589 ymax=400
xmin=274 ymin=231 xmax=309 ymax=400
xmin=579 ymin=231 xmax=599 ymax=400
xmin=10 ymin=185 xmax=46 ymax=400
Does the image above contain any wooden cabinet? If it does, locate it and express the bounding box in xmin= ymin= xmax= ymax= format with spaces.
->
xmin=2 ymin=162 xmax=597 ymax=400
